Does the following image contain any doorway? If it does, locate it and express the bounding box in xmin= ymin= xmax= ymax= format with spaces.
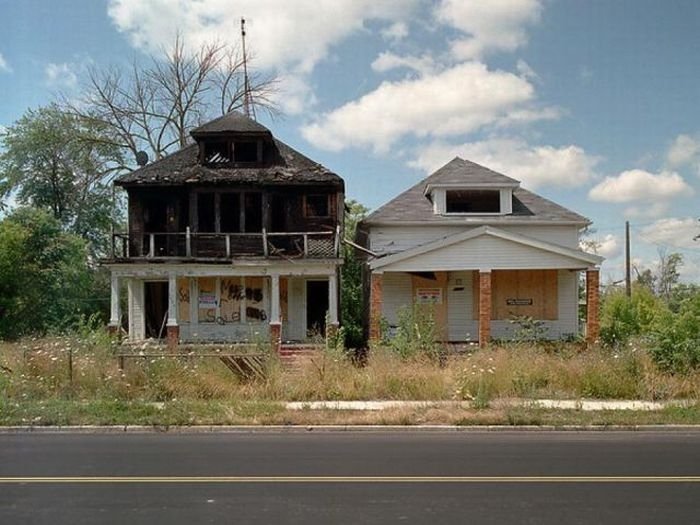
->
xmin=144 ymin=281 xmax=168 ymax=339
xmin=306 ymin=280 xmax=329 ymax=337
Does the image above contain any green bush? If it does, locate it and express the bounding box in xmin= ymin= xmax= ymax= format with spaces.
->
xmin=389 ymin=304 xmax=441 ymax=359
xmin=650 ymin=294 xmax=700 ymax=373
xmin=599 ymin=287 xmax=666 ymax=347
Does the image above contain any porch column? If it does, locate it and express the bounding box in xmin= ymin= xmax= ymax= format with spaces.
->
xmin=327 ymin=273 xmax=339 ymax=337
xmin=478 ymin=270 xmax=492 ymax=348
xmin=269 ymin=274 xmax=282 ymax=354
xmin=586 ymin=268 xmax=600 ymax=345
xmin=166 ymin=273 xmax=179 ymax=349
xmin=369 ymin=272 xmax=383 ymax=343
xmin=108 ymin=273 xmax=120 ymax=335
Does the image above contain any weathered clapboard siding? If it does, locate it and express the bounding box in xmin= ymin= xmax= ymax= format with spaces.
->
xmin=179 ymin=322 xmax=269 ymax=342
xmin=286 ymin=277 xmax=306 ymax=341
xmin=490 ymin=270 xmax=578 ymax=340
xmin=447 ymin=271 xmax=477 ymax=341
xmin=369 ymin=224 xmax=579 ymax=254
xmin=381 ymin=272 xmax=412 ymax=327
xmin=380 ymin=235 xmax=590 ymax=272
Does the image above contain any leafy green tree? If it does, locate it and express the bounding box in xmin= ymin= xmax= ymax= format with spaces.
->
xmin=0 ymin=208 xmax=104 ymax=339
xmin=340 ymin=199 xmax=369 ymax=348
xmin=0 ymin=104 xmax=124 ymax=254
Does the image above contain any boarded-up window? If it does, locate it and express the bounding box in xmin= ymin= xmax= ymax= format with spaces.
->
xmin=473 ymin=270 xmax=558 ymax=320
xmin=177 ymin=278 xmax=190 ymax=323
xmin=220 ymin=277 xmax=243 ymax=323
xmin=197 ymin=277 xmax=217 ymax=323
xmin=411 ymin=272 xmax=448 ymax=340
xmin=245 ymin=276 xmax=266 ymax=322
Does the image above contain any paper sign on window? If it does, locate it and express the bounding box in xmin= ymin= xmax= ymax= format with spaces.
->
xmin=416 ymin=288 xmax=442 ymax=304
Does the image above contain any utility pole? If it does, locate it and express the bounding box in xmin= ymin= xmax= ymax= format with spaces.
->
xmin=625 ymin=220 xmax=631 ymax=297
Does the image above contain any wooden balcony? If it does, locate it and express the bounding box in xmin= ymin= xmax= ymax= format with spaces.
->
xmin=110 ymin=227 xmax=340 ymax=261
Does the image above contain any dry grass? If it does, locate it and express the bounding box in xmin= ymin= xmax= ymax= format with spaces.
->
xmin=1 ymin=337 xmax=699 ymax=410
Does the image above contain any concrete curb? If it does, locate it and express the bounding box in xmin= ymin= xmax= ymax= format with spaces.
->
xmin=2 ymin=424 xmax=700 ymax=434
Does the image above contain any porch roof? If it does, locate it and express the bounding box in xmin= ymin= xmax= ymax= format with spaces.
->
xmin=369 ymin=225 xmax=603 ymax=272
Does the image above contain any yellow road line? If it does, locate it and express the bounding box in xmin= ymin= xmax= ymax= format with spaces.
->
xmin=0 ymin=476 xmax=699 ymax=484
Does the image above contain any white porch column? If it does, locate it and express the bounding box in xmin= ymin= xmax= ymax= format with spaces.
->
xmin=109 ymin=273 xmax=120 ymax=327
xmin=270 ymin=274 xmax=281 ymax=323
xmin=167 ymin=273 xmax=178 ymax=327
xmin=328 ymin=273 xmax=338 ymax=324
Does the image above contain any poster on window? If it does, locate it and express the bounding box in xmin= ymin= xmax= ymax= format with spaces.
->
xmin=416 ymin=288 xmax=443 ymax=304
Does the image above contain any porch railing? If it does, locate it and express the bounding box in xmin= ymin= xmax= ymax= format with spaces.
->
xmin=110 ymin=227 xmax=340 ymax=260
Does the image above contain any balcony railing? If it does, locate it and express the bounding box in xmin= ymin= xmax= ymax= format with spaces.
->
xmin=110 ymin=227 xmax=340 ymax=260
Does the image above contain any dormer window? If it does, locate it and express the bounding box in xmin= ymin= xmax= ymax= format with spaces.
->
xmin=205 ymin=141 xmax=231 ymax=165
xmin=446 ymin=190 xmax=500 ymax=213
xmin=233 ymin=141 xmax=259 ymax=163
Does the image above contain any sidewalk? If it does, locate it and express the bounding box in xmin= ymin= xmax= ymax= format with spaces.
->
xmin=285 ymin=399 xmax=696 ymax=411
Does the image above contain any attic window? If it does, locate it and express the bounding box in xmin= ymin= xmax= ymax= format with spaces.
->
xmin=445 ymin=190 xmax=500 ymax=213
xmin=234 ymin=141 xmax=259 ymax=163
xmin=205 ymin=141 xmax=231 ymax=165
xmin=304 ymin=194 xmax=330 ymax=218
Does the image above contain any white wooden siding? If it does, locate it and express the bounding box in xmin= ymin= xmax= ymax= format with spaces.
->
xmin=287 ymin=277 xmax=306 ymax=341
xmin=127 ymin=278 xmax=145 ymax=341
xmin=447 ymin=271 xmax=477 ymax=341
xmin=381 ymin=272 xmax=413 ymax=327
xmin=370 ymin=225 xmax=579 ymax=254
xmin=381 ymin=235 xmax=589 ymax=272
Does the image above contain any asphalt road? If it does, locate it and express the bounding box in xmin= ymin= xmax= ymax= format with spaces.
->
xmin=1 ymin=430 xmax=699 ymax=524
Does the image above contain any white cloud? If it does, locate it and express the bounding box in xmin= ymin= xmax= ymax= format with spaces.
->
xmin=640 ymin=217 xmax=700 ymax=250
xmin=45 ymin=62 xmax=78 ymax=88
xmin=371 ymin=52 xmax=436 ymax=75
xmin=302 ymin=62 xmax=554 ymax=153
xmin=594 ymin=234 xmax=622 ymax=259
xmin=408 ymin=138 xmax=599 ymax=189
xmin=435 ymin=0 xmax=542 ymax=59
xmin=0 ymin=52 xmax=11 ymax=73
xmin=666 ymin=134 xmax=700 ymax=169
xmin=381 ymin=21 xmax=408 ymax=43
xmin=516 ymin=59 xmax=539 ymax=83
xmin=588 ymin=169 xmax=692 ymax=203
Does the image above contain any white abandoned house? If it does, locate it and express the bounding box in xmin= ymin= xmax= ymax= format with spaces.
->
xmin=103 ymin=112 xmax=344 ymax=349
xmin=357 ymin=158 xmax=603 ymax=347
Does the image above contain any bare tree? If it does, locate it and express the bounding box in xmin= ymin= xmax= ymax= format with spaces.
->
xmin=65 ymin=33 xmax=278 ymax=166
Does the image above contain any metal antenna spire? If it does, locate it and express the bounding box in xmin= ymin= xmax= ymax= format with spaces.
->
xmin=241 ymin=17 xmax=256 ymax=120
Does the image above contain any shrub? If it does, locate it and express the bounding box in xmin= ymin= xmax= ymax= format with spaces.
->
xmin=599 ymin=287 xmax=666 ymax=347
xmin=650 ymin=294 xmax=700 ymax=373
xmin=389 ymin=304 xmax=441 ymax=360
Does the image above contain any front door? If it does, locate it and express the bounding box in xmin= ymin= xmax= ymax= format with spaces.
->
xmin=144 ymin=281 xmax=168 ymax=339
xmin=306 ymin=280 xmax=329 ymax=337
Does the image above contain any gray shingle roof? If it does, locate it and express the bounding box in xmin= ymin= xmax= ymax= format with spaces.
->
xmin=115 ymin=138 xmax=343 ymax=188
xmin=362 ymin=157 xmax=589 ymax=225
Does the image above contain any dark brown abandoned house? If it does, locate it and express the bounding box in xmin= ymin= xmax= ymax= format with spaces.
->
xmin=102 ymin=112 xmax=344 ymax=348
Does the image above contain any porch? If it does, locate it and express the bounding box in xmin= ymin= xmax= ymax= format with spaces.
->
xmin=107 ymin=263 xmax=340 ymax=349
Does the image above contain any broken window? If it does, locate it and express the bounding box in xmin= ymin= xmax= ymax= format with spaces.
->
xmin=197 ymin=193 xmax=216 ymax=232
xmin=244 ymin=192 xmax=263 ymax=232
xmin=197 ymin=277 xmax=217 ymax=323
xmin=204 ymin=140 xmax=231 ymax=165
xmin=234 ymin=141 xmax=259 ymax=163
xmin=445 ymin=190 xmax=500 ymax=213
xmin=304 ymin=194 xmax=330 ymax=218
xmin=220 ymin=193 xmax=241 ymax=232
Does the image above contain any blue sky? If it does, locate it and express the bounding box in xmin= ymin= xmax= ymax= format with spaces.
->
xmin=1 ymin=0 xmax=699 ymax=282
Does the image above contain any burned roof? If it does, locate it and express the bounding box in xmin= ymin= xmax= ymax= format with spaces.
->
xmin=115 ymin=138 xmax=343 ymax=188
xmin=363 ymin=157 xmax=589 ymax=225
xmin=190 ymin=111 xmax=272 ymax=136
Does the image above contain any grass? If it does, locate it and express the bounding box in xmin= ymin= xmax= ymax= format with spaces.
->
xmin=1 ymin=334 xmax=699 ymax=426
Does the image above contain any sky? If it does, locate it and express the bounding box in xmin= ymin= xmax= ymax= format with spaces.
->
xmin=1 ymin=0 xmax=699 ymax=282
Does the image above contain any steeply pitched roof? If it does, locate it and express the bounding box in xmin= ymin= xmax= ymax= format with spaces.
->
xmin=362 ymin=157 xmax=589 ymax=225
xmin=114 ymin=138 xmax=343 ymax=188
xmin=190 ymin=111 xmax=272 ymax=136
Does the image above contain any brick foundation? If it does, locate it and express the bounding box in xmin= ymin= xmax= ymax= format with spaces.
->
xmin=478 ymin=271 xmax=492 ymax=348
xmin=586 ymin=269 xmax=600 ymax=345
xmin=369 ymin=273 xmax=383 ymax=342
xmin=166 ymin=325 xmax=179 ymax=350
xmin=269 ymin=322 xmax=282 ymax=354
